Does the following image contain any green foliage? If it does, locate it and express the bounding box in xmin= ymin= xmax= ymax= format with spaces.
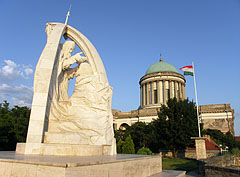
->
xmin=114 ymin=98 xmax=199 ymax=158
xmin=231 ymin=148 xmax=240 ymax=155
xmin=0 ymin=101 xmax=30 ymax=150
xmin=124 ymin=122 xmax=153 ymax=152
xmin=117 ymin=139 xmax=124 ymax=153
xmin=122 ymin=135 xmax=135 ymax=154
xmin=202 ymin=129 xmax=240 ymax=151
xmin=137 ymin=147 xmax=153 ymax=155
xmin=114 ymin=129 xmax=124 ymax=143
xmin=151 ymin=98 xmax=199 ymax=158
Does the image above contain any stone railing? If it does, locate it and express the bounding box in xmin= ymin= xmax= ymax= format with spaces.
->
xmin=185 ymin=150 xmax=219 ymax=159
xmin=198 ymin=155 xmax=240 ymax=176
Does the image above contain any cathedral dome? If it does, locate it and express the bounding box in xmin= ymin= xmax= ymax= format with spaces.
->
xmin=145 ymin=60 xmax=179 ymax=75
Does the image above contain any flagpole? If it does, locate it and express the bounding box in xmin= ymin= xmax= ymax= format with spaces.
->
xmin=192 ymin=61 xmax=201 ymax=137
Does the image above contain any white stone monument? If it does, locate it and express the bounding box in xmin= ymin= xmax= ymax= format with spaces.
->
xmin=16 ymin=22 xmax=116 ymax=156
xmin=0 ymin=22 xmax=162 ymax=177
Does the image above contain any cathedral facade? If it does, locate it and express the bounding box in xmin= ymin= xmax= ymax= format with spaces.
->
xmin=113 ymin=59 xmax=235 ymax=135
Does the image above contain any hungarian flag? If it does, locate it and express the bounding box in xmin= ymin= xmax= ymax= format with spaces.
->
xmin=180 ymin=65 xmax=194 ymax=76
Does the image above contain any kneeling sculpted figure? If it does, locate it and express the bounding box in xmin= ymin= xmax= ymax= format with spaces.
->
xmin=49 ymin=40 xmax=113 ymax=145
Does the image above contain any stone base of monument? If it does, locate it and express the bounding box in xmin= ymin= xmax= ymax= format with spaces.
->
xmin=16 ymin=143 xmax=115 ymax=156
xmin=0 ymin=152 xmax=162 ymax=177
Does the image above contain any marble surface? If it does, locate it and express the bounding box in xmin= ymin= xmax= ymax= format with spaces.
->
xmin=16 ymin=22 xmax=116 ymax=156
xmin=0 ymin=152 xmax=162 ymax=177
xmin=150 ymin=170 xmax=186 ymax=177
xmin=0 ymin=151 xmax=158 ymax=167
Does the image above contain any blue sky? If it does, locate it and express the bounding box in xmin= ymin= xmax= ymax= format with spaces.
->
xmin=0 ymin=0 xmax=239 ymax=135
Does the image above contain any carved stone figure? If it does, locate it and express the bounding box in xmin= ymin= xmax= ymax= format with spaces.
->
xmin=16 ymin=23 xmax=116 ymax=156
xmin=48 ymin=40 xmax=113 ymax=145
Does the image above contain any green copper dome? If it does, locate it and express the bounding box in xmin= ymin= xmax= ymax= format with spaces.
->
xmin=145 ymin=61 xmax=179 ymax=75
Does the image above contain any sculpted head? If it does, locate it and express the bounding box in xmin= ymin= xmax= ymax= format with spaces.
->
xmin=62 ymin=41 xmax=75 ymax=56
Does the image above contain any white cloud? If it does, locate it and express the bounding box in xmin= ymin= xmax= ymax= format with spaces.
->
xmin=0 ymin=60 xmax=33 ymax=82
xmin=4 ymin=60 xmax=17 ymax=68
xmin=0 ymin=84 xmax=33 ymax=107
xmin=24 ymin=68 xmax=33 ymax=75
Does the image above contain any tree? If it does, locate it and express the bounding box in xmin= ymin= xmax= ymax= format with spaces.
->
xmin=202 ymin=129 xmax=240 ymax=151
xmin=122 ymin=135 xmax=135 ymax=154
xmin=11 ymin=106 xmax=30 ymax=143
xmin=117 ymin=138 xmax=124 ymax=153
xmin=124 ymin=122 xmax=153 ymax=152
xmin=0 ymin=101 xmax=30 ymax=150
xmin=151 ymin=98 xmax=198 ymax=158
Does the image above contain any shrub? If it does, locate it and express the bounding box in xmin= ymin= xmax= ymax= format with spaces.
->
xmin=117 ymin=139 xmax=124 ymax=153
xmin=122 ymin=135 xmax=135 ymax=154
xmin=231 ymin=148 xmax=240 ymax=155
xmin=137 ymin=147 xmax=153 ymax=155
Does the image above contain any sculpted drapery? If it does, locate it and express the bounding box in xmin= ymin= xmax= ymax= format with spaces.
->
xmin=48 ymin=40 xmax=114 ymax=145
xmin=16 ymin=23 xmax=115 ymax=156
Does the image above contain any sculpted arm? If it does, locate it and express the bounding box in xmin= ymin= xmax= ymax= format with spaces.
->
xmin=62 ymin=52 xmax=87 ymax=70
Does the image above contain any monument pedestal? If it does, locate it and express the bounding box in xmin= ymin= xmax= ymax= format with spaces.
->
xmin=191 ymin=137 xmax=207 ymax=160
xmin=16 ymin=142 xmax=115 ymax=156
xmin=0 ymin=152 xmax=162 ymax=177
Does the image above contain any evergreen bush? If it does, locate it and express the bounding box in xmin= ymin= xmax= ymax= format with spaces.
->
xmin=122 ymin=135 xmax=135 ymax=154
xmin=137 ymin=147 xmax=153 ymax=155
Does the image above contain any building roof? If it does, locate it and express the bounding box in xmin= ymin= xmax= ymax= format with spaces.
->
xmin=188 ymin=136 xmax=220 ymax=151
xmin=235 ymin=136 xmax=240 ymax=142
xmin=145 ymin=61 xmax=179 ymax=75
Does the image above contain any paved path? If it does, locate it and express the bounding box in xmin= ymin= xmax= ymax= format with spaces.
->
xmin=186 ymin=171 xmax=204 ymax=177
xmin=151 ymin=170 xmax=204 ymax=177
xmin=150 ymin=170 xmax=186 ymax=177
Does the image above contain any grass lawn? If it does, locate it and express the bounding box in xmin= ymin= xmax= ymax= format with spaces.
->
xmin=162 ymin=158 xmax=198 ymax=172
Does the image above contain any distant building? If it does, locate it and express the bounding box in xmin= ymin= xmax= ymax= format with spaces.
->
xmin=199 ymin=104 xmax=234 ymax=134
xmin=235 ymin=136 xmax=240 ymax=142
xmin=113 ymin=58 xmax=235 ymax=135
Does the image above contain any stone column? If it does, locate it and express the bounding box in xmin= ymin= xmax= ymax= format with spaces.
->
xmin=182 ymin=83 xmax=186 ymax=99
xmin=163 ymin=80 xmax=166 ymax=104
xmin=172 ymin=81 xmax=175 ymax=98
xmin=157 ymin=81 xmax=160 ymax=104
xmin=149 ymin=82 xmax=151 ymax=105
xmin=140 ymin=85 xmax=143 ymax=107
xmin=179 ymin=83 xmax=182 ymax=100
xmin=16 ymin=23 xmax=66 ymax=155
xmin=191 ymin=137 xmax=207 ymax=160
xmin=151 ymin=82 xmax=154 ymax=104
xmin=143 ymin=84 xmax=145 ymax=106
xmin=159 ymin=81 xmax=163 ymax=104
xmin=146 ymin=83 xmax=149 ymax=105
xmin=174 ymin=81 xmax=178 ymax=99
xmin=168 ymin=80 xmax=173 ymax=98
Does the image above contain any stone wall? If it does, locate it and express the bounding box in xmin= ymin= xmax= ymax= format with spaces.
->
xmin=185 ymin=150 xmax=219 ymax=159
xmin=199 ymin=103 xmax=235 ymax=135
xmin=158 ymin=150 xmax=219 ymax=159
xmin=113 ymin=103 xmax=235 ymax=135
xmin=199 ymin=155 xmax=240 ymax=176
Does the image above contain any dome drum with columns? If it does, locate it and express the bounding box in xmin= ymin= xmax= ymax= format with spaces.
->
xmin=139 ymin=59 xmax=186 ymax=109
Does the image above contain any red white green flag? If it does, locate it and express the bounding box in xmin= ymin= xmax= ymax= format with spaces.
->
xmin=180 ymin=65 xmax=194 ymax=76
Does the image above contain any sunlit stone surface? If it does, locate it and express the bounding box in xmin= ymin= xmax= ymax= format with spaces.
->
xmin=0 ymin=152 xmax=162 ymax=177
xmin=16 ymin=22 xmax=115 ymax=156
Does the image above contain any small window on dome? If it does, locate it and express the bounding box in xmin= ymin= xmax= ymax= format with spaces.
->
xmin=154 ymin=89 xmax=158 ymax=104
xmin=154 ymin=81 xmax=158 ymax=104
xmin=166 ymin=88 xmax=170 ymax=102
